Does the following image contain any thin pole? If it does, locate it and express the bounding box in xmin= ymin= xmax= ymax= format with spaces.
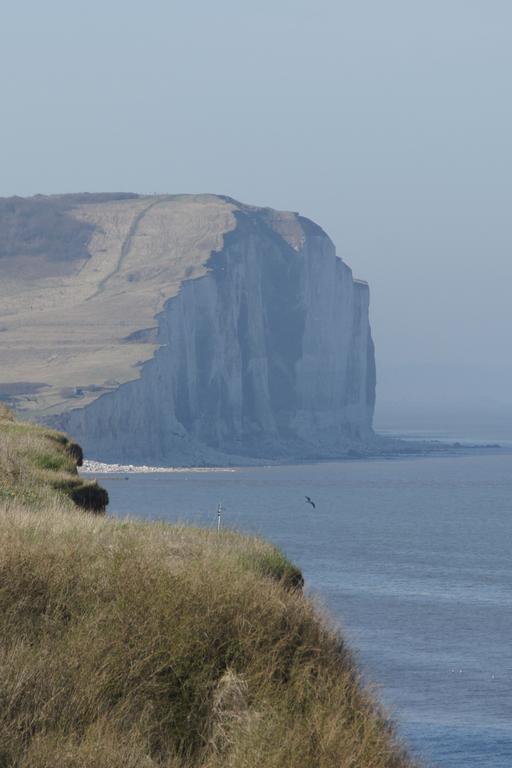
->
xmin=217 ymin=503 xmax=223 ymax=532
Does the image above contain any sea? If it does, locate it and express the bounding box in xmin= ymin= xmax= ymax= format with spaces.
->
xmin=91 ymin=421 xmax=512 ymax=768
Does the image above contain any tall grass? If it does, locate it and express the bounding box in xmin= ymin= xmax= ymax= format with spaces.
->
xmin=0 ymin=409 xmax=418 ymax=767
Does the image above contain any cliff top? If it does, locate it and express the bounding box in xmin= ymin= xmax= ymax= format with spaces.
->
xmin=0 ymin=412 xmax=414 ymax=767
xmin=0 ymin=193 xmax=327 ymax=419
xmin=0 ymin=404 xmax=107 ymax=512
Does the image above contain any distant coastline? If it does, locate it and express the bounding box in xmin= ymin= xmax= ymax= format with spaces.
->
xmin=80 ymin=439 xmax=504 ymax=475
xmin=81 ymin=459 xmax=238 ymax=474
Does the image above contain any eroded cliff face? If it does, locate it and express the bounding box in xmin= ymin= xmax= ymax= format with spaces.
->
xmin=57 ymin=205 xmax=376 ymax=464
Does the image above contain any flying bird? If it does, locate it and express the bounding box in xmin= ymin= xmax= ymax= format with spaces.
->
xmin=305 ymin=496 xmax=316 ymax=509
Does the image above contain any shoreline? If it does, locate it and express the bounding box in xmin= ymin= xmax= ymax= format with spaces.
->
xmin=80 ymin=442 xmax=505 ymax=475
xmin=81 ymin=459 xmax=238 ymax=474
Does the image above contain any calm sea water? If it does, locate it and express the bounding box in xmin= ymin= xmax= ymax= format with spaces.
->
xmin=94 ymin=442 xmax=512 ymax=768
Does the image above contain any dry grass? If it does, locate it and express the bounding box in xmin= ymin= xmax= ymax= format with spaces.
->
xmin=0 ymin=411 xmax=418 ymax=767
xmin=0 ymin=404 xmax=15 ymax=422
xmin=0 ymin=503 xmax=417 ymax=768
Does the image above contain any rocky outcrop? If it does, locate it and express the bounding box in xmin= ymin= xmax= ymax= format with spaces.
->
xmin=56 ymin=202 xmax=376 ymax=464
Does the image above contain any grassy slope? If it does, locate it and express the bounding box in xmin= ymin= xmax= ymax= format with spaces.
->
xmin=0 ymin=404 xmax=107 ymax=512
xmin=0 ymin=409 xmax=417 ymax=768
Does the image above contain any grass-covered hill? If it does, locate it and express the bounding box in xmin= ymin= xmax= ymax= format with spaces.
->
xmin=0 ymin=408 xmax=417 ymax=768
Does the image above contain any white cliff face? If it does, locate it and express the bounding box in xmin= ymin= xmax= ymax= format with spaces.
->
xmin=58 ymin=208 xmax=376 ymax=464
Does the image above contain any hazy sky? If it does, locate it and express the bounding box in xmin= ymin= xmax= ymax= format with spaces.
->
xmin=1 ymin=1 xmax=511 ymax=418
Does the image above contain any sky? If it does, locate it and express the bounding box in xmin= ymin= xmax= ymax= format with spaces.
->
xmin=1 ymin=0 xmax=511 ymax=423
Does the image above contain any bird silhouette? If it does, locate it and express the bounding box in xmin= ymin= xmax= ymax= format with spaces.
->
xmin=305 ymin=496 xmax=316 ymax=509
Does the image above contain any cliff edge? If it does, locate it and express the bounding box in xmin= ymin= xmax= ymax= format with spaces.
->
xmin=0 ymin=411 xmax=415 ymax=768
xmin=0 ymin=404 xmax=108 ymax=512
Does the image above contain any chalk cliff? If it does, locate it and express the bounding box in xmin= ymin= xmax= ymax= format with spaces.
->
xmin=0 ymin=194 xmax=376 ymax=464
xmin=57 ymin=203 xmax=375 ymax=463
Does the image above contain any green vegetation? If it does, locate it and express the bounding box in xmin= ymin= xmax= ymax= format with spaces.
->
xmin=0 ymin=408 xmax=417 ymax=767
xmin=0 ymin=404 xmax=107 ymax=512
